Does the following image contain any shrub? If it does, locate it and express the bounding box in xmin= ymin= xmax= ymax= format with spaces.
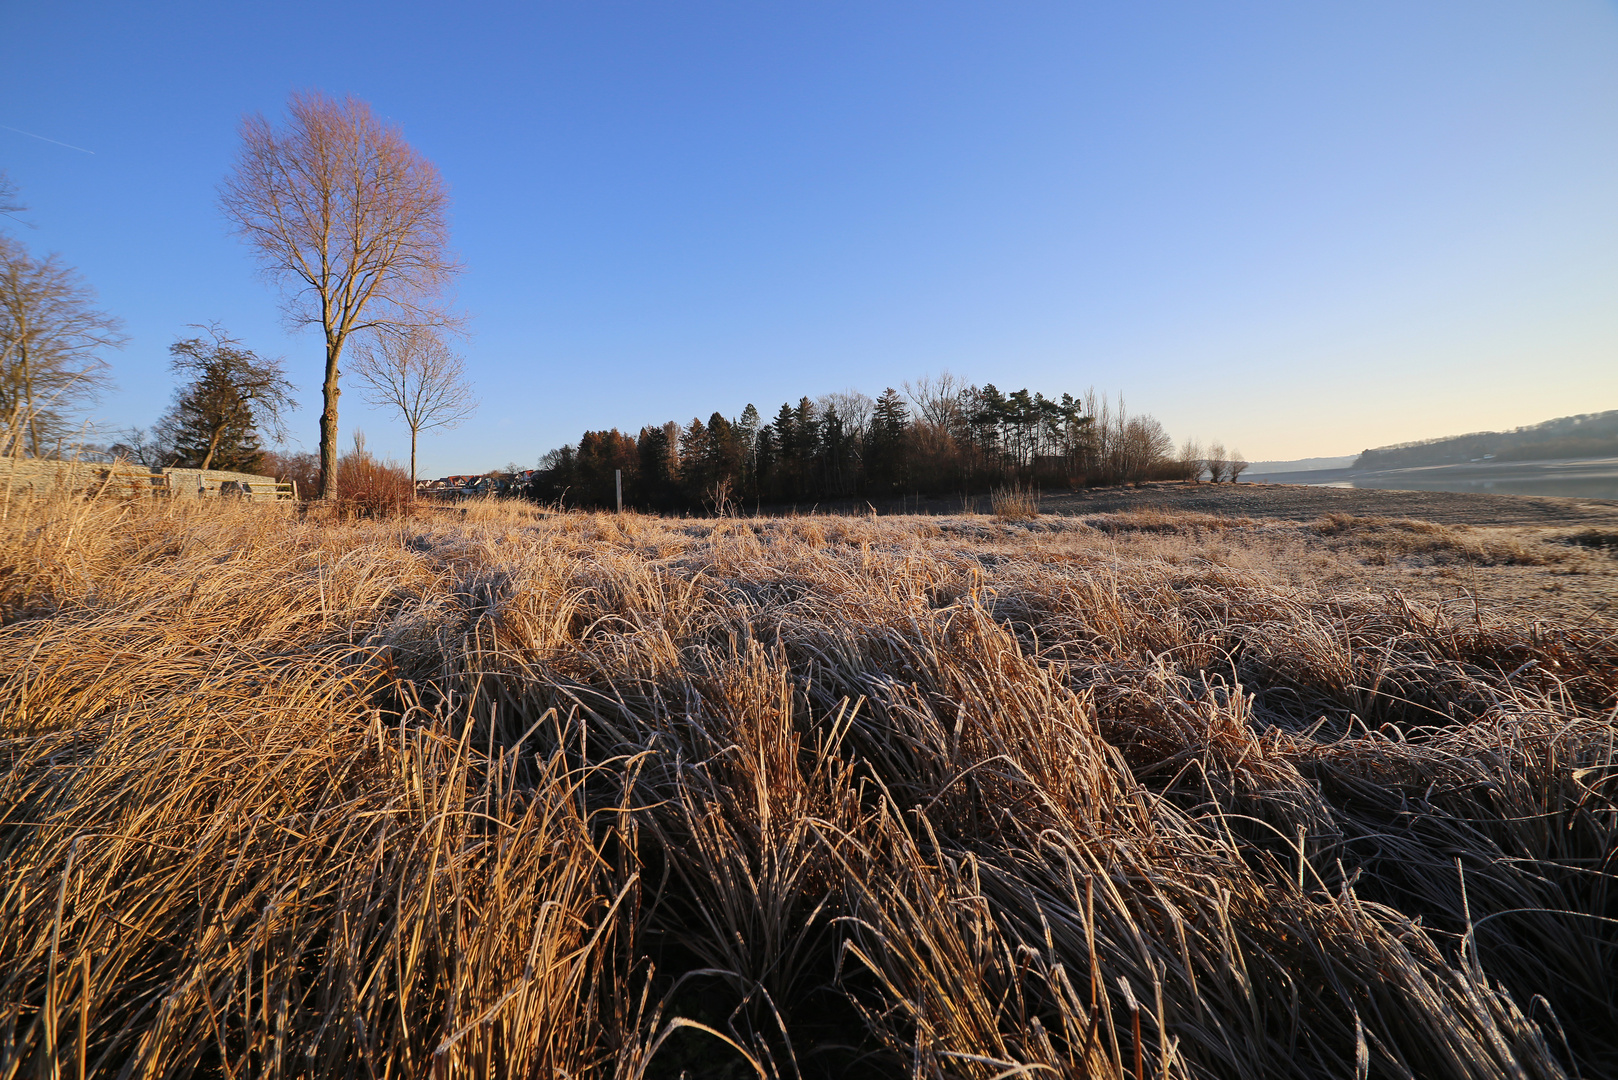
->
xmin=335 ymin=434 xmax=413 ymax=518
xmin=260 ymin=449 xmax=320 ymax=498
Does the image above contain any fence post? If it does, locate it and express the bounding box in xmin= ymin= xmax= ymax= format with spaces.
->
xmin=616 ymin=469 xmax=623 ymax=513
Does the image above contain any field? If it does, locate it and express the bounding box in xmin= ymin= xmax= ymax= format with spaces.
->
xmin=1 ymin=492 xmax=1615 ymax=1078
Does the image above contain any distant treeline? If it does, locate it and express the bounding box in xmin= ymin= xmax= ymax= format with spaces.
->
xmin=1354 ymin=410 xmax=1618 ymax=471
xmin=529 ymin=377 xmax=1205 ymax=511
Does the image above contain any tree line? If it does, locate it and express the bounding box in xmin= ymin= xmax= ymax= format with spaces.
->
xmin=4 ymin=91 xmax=1251 ymax=506
xmin=528 ymin=373 xmax=1244 ymax=511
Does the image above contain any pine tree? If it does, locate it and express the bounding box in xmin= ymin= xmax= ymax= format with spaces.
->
xmin=770 ymin=403 xmax=798 ymax=499
xmin=866 ymin=388 xmax=911 ymax=494
xmin=637 ymin=424 xmax=676 ymax=508
xmin=170 ymin=366 xmax=265 ymax=472
xmin=753 ymin=424 xmax=778 ymax=501
xmin=968 ymin=383 xmax=1009 ymax=461
xmin=161 ymin=326 xmax=295 ymax=472
xmin=790 ymin=397 xmax=821 ymax=499
xmin=679 ymin=417 xmax=710 ymax=500
xmin=736 ymin=403 xmax=761 ymax=494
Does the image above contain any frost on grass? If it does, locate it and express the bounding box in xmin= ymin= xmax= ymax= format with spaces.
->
xmin=0 ymin=495 xmax=1614 ymax=1078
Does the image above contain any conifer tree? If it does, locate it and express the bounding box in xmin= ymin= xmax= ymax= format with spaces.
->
xmin=753 ymin=423 xmax=778 ymax=500
xmin=679 ymin=417 xmax=710 ymax=499
xmin=161 ymin=326 xmax=295 ymax=472
xmin=866 ymin=387 xmax=911 ymax=493
xmin=637 ymin=424 xmax=676 ymax=508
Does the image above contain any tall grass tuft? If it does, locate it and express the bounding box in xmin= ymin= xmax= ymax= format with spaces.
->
xmin=990 ymin=484 xmax=1039 ymax=521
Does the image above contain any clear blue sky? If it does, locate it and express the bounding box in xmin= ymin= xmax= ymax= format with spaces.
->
xmin=4 ymin=1 xmax=1616 ymax=474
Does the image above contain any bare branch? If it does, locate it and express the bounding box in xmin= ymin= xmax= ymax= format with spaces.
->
xmin=0 ymin=171 xmax=28 ymax=229
xmin=162 ymin=324 xmax=298 ymax=471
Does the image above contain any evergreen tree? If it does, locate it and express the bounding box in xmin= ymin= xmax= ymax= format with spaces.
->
xmin=968 ymin=383 xmax=1008 ymax=461
xmin=162 ymin=327 xmax=295 ymax=472
xmin=770 ymin=403 xmax=798 ymax=499
xmin=637 ymin=424 xmax=676 ymax=509
xmin=789 ymin=397 xmax=821 ymax=499
xmin=819 ymin=404 xmax=850 ymax=497
xmin=575 ymin=429 xmax=637 ymax=506
xmin=706 ymin=413 xmax=744 ymax=488
xmin=679 ymin=417 xmax=710 ymax=500
xmin=170 ymin=367 xmax=264 ymax=471
xmin=753 ymin=423 xmax=779 ymax=501
xmin=866 ymin=387 xmax=911 ymax=494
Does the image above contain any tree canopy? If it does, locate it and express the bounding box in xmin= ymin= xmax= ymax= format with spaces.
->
xmin=527 ymin=379 xmax=1207 ymax=511
xmin=0 ymin=234 xmax=124 ymax=457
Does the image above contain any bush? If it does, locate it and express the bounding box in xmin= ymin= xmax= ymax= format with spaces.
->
xmin=261 ymin=449 xmax=320 ymax=498
xmin=335 ymin=435 xmax=413 ymax=518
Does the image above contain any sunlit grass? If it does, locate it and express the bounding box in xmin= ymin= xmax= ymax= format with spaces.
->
xmin=0 ymin=492 xmax=1613 ymax=1077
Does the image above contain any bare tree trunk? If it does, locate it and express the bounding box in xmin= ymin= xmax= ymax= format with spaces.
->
xmin=319 ymin=338 xmax=341 ymax=499
xmin=410 ymin=425 xmax=418 ymax=499
xmin=18 ymin=342 xmax=39 ymax=457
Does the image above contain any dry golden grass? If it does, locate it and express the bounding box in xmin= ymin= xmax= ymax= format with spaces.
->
xmin=990 ymin=486 xmax=1040 ymax=522
xmin=1 ymin=493 xmax=1615 ymax=1078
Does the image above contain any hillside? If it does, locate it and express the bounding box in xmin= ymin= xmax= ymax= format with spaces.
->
xmin=1355 ymin=410 xmax=1618 ymax=470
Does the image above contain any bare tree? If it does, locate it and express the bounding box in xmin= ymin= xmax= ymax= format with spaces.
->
xmin=1204 ymin=441 xmax=1229 ymax=483
xmin=1118 ymin=415 xmax=1173 ymax=484
xmin=347 ymin=327 xmax=476 ymax=485
xmin=0 ymin=234 xmax=124 ymax=457
xmin=107 ymin=426 xmax=168 ymax=469
xmin=818 ymin=389 xmax=875 ymax=443
xmin=1178 ymin=437 xmax=1204 ymax=481
xmin=220 ymin=90 xmax=463 ymax=499
xmin=903 ymin=371 xmax=966 ymax=428
xmin=1228 ymin=450 xmax=1249 ymax=483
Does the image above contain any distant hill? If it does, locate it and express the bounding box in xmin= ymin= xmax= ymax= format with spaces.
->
xmin=1246 ymin=455 xmax=1358 ymax=474
xmin=1354 ymin=410 xmax=1618 ymax=471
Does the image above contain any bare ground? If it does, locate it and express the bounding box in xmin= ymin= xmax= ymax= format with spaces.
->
xmin=1041 ymin=480 xmax=1618 ymax=527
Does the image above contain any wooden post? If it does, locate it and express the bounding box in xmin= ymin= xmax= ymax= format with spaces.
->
xmin=615 ymin=469 xmax=623 ymax=513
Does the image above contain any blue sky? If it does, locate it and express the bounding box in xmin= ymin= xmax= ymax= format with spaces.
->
xmin=3 ymin=1 xmax=1615 ymax=474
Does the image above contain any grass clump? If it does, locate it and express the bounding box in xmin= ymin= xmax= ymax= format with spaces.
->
xmin=0 ymin=495 xmax=1614 ymax=1078
xmin=990 ymin=485 xmax=1039 ymax=521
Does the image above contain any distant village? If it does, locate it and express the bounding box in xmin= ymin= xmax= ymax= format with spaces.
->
xmin=415 ymin=471 xmax=536 ymax=499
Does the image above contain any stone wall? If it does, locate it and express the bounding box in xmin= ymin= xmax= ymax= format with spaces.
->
xmin=0 ymin=458 xmax=289 ymax=501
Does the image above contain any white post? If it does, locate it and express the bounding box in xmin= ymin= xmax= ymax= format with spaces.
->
xmin=615 ymin=469 xmax=623 ymax=513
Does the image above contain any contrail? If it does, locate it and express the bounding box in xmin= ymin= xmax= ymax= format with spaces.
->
xmin=0 ymin=124 xmax=94 ymax=155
